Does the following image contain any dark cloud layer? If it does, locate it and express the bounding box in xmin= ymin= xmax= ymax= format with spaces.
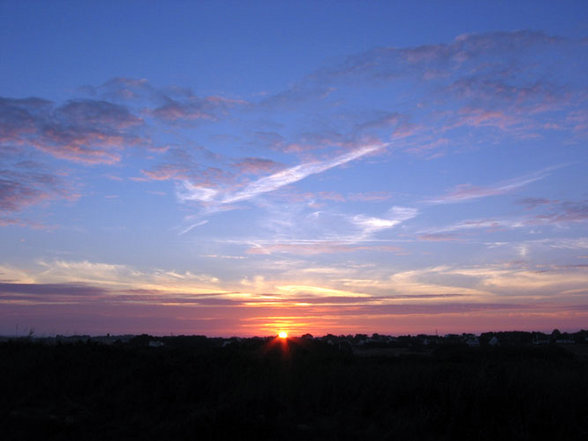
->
xmin=0 ymin=282 xmax=107 ymax=297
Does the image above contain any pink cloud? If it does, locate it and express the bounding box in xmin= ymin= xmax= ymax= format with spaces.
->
xmin=270 ymin=190 xmax=346 ymax=205
xmin=234 ymin=157 xmax=283 ymax=174
xmin=0 ymin=96 xmax=145 ymax=164
xmin=418 ymin=233 xmax=460 ymax=242
xmin=428 ymin=168 xmax=553 ymax=204
xmin=330 ymin=31 xmax=562 ymax=82
xmin=354 ymin=112 xmax=405 ymax=132
xmin=451 ymin=107 xmax=520 ymax=130
xmin=36 ymin=127 xmax=128 ymax=164
xmin=141 ymin=163 xmax=189 ymax=181
xmin=83 ymin=77 xmax=153 ymax=101
xmin=347 ymin=192 xmax=392 ymax=202
xmin=568 ymin=109 xmax=588 ymax=133
xmin=0 ymin=144 xmax=81 ymax=226
xmin=405 ymin=137 xmax=450 ymax=155
xmin=140 ymin=147 xmax=233 ymax=188
xmin=151 ymin=94 xmax=245 ymax=123
xmin=448 ymin=76 xmax=564 ymax=110
xmin=57 ymin=100 xmax=143 ymax=129
xmin=0 ymin=165 xmax=77 ymax=219
xmin=259 ymin=31 xmax=582 ymax=153
xmin=316 ymin=191 xmax=346 ymax=202
xmin=205 ymin=95 xmax=247 ymax=106
xmin=252 ymin=131 xmax=286 ymax=150
xmin=246 ymin=243 xmax=354 ymax=255
xmin=246 ymin=242 xmax=404 ymax=255
xmin=528 ymin=200 xmax=588 ymax=225
xmin=518 ymin=198 xmax=556 ymax=209
xmin=151 ymin=100 xmax=214 ymax=121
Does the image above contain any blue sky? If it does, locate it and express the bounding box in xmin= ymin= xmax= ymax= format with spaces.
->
xmin=1 ymin=1 xmax=587 ymax=336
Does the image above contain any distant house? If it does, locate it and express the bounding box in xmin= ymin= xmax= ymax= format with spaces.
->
xmin=148 ymin=340 xmax=164 ymax=348
xmin=466 ymin=337 xmax=480 ymax=347
xmin=533 ymin=335 xmax=550 ymax=345
xmin=488 ymin=336 xmax=500 ymax=346
xmin=555 ymin=338 xmax=575 ymax=345
xmin=92 ymin=335 xmax=117 ymax=345
xmin=533 ymin=338 xmax=550 ymax=345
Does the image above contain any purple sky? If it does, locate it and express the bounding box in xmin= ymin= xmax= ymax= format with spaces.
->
xmin=1 ymin=1 xmax=587 ymax=336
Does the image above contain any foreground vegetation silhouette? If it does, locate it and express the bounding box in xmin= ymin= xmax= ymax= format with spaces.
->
xmin=1 ymin=334 xmax=588 ymax=440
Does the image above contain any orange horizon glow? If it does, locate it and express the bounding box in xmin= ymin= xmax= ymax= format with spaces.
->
xmin=278 ymin=331 xmax=288 ymax=339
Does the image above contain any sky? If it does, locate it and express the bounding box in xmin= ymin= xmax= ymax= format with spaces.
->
xmin=1 ymin=0 xmax=587 ymax=337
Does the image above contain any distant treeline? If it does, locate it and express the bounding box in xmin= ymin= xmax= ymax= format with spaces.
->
xmin=4 ymin=328 xmax=587 ymax=348
xmin=1 ymin=335 xmax=588 ymax=440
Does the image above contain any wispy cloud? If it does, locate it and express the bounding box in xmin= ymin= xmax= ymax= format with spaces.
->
xmin=177 ymin=142 xmax=387 ymax=211
xmin=351 ymin=206 xmax=418 ymax=239
xmin=347 ymin=191 xmax=393 ymax=202
xmin=29 ymin=259 xmax=223 ymax=295
xmin=244 ymin=241 xmax=404 ymax=256
xmin=217 ymin=204 xmax=415 ymax=256
xmin=426 ymin=167 xmax=559 ymax=204
xmin=418 ymin=233 xmax=460 ymax=242
xmin=420 ymin=217 xmax=525 ymax=235
xmin=422 ymin=200 xmax=588 ymax=237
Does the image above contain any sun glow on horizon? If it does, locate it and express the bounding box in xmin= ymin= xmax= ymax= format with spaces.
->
xmin=278 ymin=331 xmax=288 ymax=339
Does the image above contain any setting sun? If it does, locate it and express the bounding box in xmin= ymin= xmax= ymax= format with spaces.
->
xmin=278 ymin=331 xmax=288 ymax=339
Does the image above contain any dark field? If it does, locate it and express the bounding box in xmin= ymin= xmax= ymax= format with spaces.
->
xmin=1 ymin=337 xmax=588 ymax=440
